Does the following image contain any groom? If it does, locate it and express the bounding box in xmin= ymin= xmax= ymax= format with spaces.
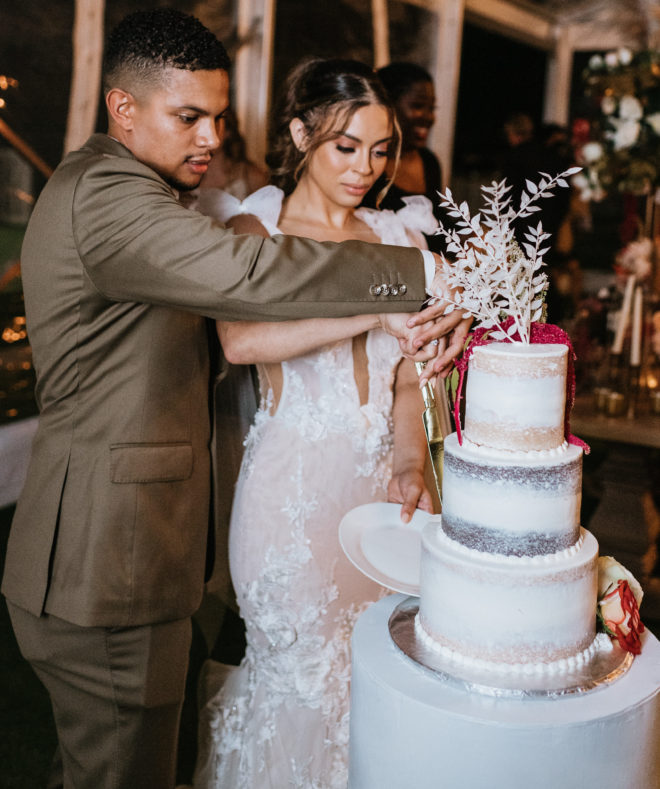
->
xmin=2 ymin=8 xmax=468 ymax=788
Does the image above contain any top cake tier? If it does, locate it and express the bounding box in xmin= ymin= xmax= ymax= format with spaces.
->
xmin=465 ymin=343 xmax=568 ymax=452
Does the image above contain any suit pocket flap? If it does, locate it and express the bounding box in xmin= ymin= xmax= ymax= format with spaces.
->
xmin=110 ymin=443 xmax=193 ymax=483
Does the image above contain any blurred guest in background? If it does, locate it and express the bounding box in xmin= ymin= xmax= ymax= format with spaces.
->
xmin=362 ymin=62 xmax=443 ymax=250
xmin=191 ymin=107 xmax=268 ymax=208
xmin=500 ymin=112 xmax=576 ymax=324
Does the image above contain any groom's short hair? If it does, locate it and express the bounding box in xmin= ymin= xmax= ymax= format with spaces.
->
xmin=102 ymin=8 xmax=230 ymax=97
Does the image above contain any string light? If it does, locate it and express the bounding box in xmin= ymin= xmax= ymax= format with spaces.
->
xmin=0 ymin=75 xmax=18 ymax=110
xmin=0 ymin=75 xmax=19 ymax=91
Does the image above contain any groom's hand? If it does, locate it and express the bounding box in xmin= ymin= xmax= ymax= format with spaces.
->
xmin=379 ymin=313 xmax=441 ymax=361
xmin=405 ymin=254 xmax=473 ymax=383
xmin=380 ymin=254 xmax=473 ymax=379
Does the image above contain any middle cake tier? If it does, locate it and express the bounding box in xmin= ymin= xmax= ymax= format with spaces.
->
xmin=441 ymin=432 xmax=583 ymax=556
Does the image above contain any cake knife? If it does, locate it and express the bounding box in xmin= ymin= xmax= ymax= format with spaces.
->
xmin=415 ymin=361 xmax=445 ymax=506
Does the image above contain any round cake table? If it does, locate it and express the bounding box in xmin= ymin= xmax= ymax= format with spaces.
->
xmin=349 ymin=594 xmax=660 ymax=789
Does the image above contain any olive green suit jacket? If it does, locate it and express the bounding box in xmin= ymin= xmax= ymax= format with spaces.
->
xmin=1 ymin=134 xmax=426 ymax=628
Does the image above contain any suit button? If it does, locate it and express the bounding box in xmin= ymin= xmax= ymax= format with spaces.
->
xmin=380 ymin=283 xmax=390 ymax=296
xmin=369 ymin=284 xmax=382 ymax=296
xmin=398 ymin=283 xmax=407 ymax=295
xmin=390 ymin=285 xmax=399 ymax=296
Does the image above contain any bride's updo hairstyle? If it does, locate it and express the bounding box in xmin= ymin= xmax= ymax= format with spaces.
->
xmin=268 ymin=57 xmax=401 ymax=197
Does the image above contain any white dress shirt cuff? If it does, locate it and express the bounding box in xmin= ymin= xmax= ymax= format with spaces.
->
xmin=421 ymin=250 xmax=436 ymax=295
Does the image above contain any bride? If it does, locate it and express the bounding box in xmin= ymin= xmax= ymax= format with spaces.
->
xmin=194 ymin=58 xmax=447 ymax=789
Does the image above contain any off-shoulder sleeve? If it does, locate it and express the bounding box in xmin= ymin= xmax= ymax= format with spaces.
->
xmin=355 ymin=194 xmax=438 ymax=249
xmin=397 ymin=195 xmax=438 ymax=236
xmin=195 ymin=185 xmax=284 ymax=235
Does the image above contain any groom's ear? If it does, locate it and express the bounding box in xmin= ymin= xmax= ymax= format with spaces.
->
xmin=289 ymin=118 xmax=307 ymax=151
xmin=106 ymin=88 xmax=136 ymax=131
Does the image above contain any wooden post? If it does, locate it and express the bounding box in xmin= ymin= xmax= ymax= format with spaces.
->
xmin=431 ymin=0 xmax=465 ymax=188
xmin=372 ymin=0 xmax=390 ymax=69
xmin=234 ymin=0 xmax=276 ymax=168
xmin=543 ymin=24 xmax=573 ymax=126
xmin=63 ymin=0 xmax=105 ymax=156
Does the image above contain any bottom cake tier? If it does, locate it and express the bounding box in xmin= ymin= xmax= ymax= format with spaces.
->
xmin=418 ymin=519 xmax=599 ymax=672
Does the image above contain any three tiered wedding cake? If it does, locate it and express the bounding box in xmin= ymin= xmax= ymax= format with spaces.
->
xmin=415 ymin=341 xmax=607 ymax=674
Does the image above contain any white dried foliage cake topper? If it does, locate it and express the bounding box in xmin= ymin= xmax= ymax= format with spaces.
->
xmin=436 ymin=167 xmax=581 ymax=344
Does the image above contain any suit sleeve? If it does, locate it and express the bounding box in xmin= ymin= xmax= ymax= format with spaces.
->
xmin=72 ymin=157 xmax=426 ymax=321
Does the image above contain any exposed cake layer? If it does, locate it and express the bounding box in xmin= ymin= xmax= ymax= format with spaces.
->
xmin=418 ymin=520 xmax=598 ymax=667
xmin=441 ymin=432 xmax=582 ymax=556
xmin=465 ymin=343 xmax=568 ymax=452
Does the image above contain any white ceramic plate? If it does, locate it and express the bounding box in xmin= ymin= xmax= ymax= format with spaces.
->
xmin=339 ymin=502 xmax=435 ymax=596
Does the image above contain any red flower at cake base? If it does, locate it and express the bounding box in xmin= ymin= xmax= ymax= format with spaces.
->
xmin=599 ymin=579 xmax=645 ymax=655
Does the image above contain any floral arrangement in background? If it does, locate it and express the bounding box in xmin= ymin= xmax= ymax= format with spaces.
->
xmin=573 ymin=47 xmax=660 ymax=201
xmin=597 ymin=556 xmax=645 ymax=654
xmin=614 ymin=236 xmax=654 ymax=282
xmin=434 ymin=168 xmax=578 ymax=344
xmin=652 ymin=310 xmax=660 ymax=356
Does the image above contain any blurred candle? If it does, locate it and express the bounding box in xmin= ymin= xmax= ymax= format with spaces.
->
xmin=630 ymin=285 xmax=643 ymax=366
xmin=612 ymin=275 xmax=635 ymax=354
xmin=606 ymin=391 xmax=626 ymax=417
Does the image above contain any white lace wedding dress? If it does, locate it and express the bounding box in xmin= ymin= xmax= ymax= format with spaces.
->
xmin=194 ymin=186 xmax=437 ymax=789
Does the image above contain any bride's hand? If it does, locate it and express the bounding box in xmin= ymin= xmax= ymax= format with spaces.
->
xmin=419 ymin=314 xmax=471 ymax=385
xmin=387 ymin=468 xmax=434 ymax=524
xmin=379 ymin=313 xmax=443 ymax=362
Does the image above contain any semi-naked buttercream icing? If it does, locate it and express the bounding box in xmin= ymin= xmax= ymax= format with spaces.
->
xmin=441 ymin=433 xmax=582 ymax=556
xmin=465 ymin=343 xmax=568 ymax=452
xmin=417 ymin=341 xmax=599 ymax=675
xmin=418 ymin=521 xmax=599 ymax=667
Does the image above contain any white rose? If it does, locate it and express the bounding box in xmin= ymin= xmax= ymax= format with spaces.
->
xmin=581 ymin=141 xmax=604 ymax=163
xmin=619 ymin=95 xmax=643 ymax=121
xmin=589 ymin=54 xmax=604 ymax=70
xmin=618 ymin=47 xmax=633 ymax=65
xmin=571 ymin=173 xmax=592 ymax=201
xmin=605 ymin=51 xmax=619 ymax=68
xmin=601 ymin=95 xmax=617 ymax=115
xmin=646 ymin=112 xmax=660 ymax=135
xmin=609 ymin=118 xmax=641 ymax=150
xmin=598 ymin=556 xmax=643 ymax=606
xmin=572 ymin=172 xmax=589 ymax=189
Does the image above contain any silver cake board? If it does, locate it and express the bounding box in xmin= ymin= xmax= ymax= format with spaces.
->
xmin=388 ymin=596 xmax=633 ymax=699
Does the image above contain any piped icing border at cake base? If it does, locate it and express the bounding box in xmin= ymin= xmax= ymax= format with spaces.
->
xmin=414 ymin=613 xmax=612 ymax=676
xmin=388 ymin=597 xmax=634 ymax=698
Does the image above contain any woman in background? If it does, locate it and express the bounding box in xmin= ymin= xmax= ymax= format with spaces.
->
xmin=362 ymin=61 xmax=442 ymax=213
xmin=193 ymin=58 xmax=443 ymax=789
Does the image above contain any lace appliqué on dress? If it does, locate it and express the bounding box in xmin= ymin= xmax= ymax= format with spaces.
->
xmin=194 ymin=185 xmax=412 ymax=789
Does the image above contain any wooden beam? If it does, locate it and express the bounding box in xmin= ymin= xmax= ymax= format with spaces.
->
xmin=63 ymin=0 xmax=104 ymax=155
xmin=465 ymin=0 xmax=556 ymax=50
xmin=0 ymin=117 xmax=53 ymax=179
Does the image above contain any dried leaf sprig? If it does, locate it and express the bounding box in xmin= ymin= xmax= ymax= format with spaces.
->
xmin=435 ymin=167 xmax=581 ymax=344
